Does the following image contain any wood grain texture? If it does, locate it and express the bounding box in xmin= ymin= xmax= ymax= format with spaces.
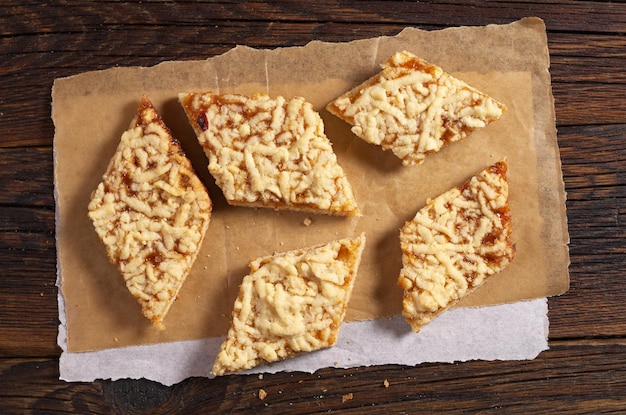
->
xmin=1 ymin=1 xmax=625 ymax=413
xmin=2 ymin=344 xmax=625 ymax=414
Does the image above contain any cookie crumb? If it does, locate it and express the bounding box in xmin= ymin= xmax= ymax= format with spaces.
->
xmin=258 ymin=374 xmax=264 ymax=380
xmin=258 ymin=388 xmax=267 ymax=400
xmin=384 ymin=379 xmax=390 ymax=388
xmin=303 ymin=217 xmax=312 ymax=226
xmin=342 ymin=393 xmax=353 ymax=403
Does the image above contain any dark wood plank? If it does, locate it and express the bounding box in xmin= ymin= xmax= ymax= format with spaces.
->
xmin=1 ymin=344 xmax=625 ymax=414
xmin=0 ymin=358 xmax=112 ymax=415
xmin=548 ymin=33 xmax=626 ymax=83
xmin=0 ymin=207 xmax=54 ymax=233
xmin=547 ymin=33 xmax=626 ymax=125
xmin=3 ymin=1 xmax=626 ymax=35
xmin=0 ymin=145 xmax=57 ymax=356
xmin=547 ymin=123 xmax=626 ymax=338
xmin=0 ymin=147 xmax=54 ymax=206
xmin=553 ymin=84 xmax=626 ymax=126
xmin=558 ymin=124 xmax=626 ymax=204
xmin=0 ymin=228 xmax=58 ymax=357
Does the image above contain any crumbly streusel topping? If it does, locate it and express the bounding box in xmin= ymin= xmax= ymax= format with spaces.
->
xmin=398 ymin=160 xmax=514 ymax=331
xmin=88 ymin=97 xmax=212 ymax=329
xmin=327 ymin=51 xmax=505 ymax=166
xmin=180 ymin=92 xmax=359 ymax=216
xmin=213 ymin=233 xmax=366 ymax=375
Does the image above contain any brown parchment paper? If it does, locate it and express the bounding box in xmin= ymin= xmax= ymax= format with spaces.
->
xmin=53 ymin=17 xmax=569 ymax=353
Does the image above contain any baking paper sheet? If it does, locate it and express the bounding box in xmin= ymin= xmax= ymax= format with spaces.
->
xmin=54 ymin=18 xmax=568 ymax=383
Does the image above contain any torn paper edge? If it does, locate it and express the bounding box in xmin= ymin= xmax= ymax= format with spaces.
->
xmin=57 ymin=296 xmax=549 ymax=386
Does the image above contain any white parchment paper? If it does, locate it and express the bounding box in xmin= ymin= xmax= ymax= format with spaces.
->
xmin=58 ymin=285 xmax=548 ymax=385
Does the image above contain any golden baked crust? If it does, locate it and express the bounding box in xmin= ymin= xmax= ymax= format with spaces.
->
xmin=212 ymin=233 xmax=366 ymax=375
xmin=179 ymin=92 xmax=359 ymax=216
xmin=398 ymin=160 xmax=515 ymax=332
xmin=88 ymin=96 xmax=212 ymax=330
xmin=327 ymin=51 xmax=506 ymax=166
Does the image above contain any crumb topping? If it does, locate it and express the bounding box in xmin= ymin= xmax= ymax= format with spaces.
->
xmin=180 ymin=92 xmax=359 ymax=215
xmin=212 ymin=233 xmax=366 ymax=375
xmin=88 ymin=97 xmax=212 ymax=329
xmin=398 ymin=160 xmax=514 ymax=331
xmin=327 ymin=51 xmax=505 ymax=166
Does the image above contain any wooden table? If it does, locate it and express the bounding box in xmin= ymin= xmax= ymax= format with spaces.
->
xmin=1 ymin=1 xmax=624 ymax=413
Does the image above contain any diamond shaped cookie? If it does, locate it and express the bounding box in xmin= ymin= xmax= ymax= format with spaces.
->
xmin=88 ymin=96 xmax=212 ymax=329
